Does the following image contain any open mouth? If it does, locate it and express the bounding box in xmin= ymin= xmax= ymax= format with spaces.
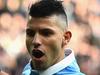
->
xmin=32 ymin=50 xmax=45 ymax=58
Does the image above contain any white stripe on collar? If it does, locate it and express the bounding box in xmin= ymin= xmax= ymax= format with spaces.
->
xmin=39 ymin=49 xmax=75 ymax=75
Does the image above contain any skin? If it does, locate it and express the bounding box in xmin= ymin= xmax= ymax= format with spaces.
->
xmin=26 ymin=15 xmax=72 ymax=71
xmin=0 ymin=71 xmax=9 ymax=75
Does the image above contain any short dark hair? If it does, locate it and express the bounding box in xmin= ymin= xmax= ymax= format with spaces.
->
xmin=29 ymin=0 xmax=67 ymax=24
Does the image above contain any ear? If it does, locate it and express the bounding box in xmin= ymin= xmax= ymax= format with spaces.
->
xmin=62 ymin=31 xmax=72 ymax=46
xmin=64 ymin=31 xmax=72 ymax=42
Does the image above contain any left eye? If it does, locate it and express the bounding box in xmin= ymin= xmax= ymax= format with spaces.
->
xmin=40 ymin=29 xmax=54 ymax=37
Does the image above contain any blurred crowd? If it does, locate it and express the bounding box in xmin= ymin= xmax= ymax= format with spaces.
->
xmin=0 ymin=0 xmax=100 ymax=75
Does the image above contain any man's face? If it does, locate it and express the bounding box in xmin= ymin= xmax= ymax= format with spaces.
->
xmin=26 ymin=15 xmax=71 ymax=70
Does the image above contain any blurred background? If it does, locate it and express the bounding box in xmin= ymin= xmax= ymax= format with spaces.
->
xmin=0 ymin=0 xmax=100 ymax=75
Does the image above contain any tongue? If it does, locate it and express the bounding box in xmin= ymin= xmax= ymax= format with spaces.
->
xmin=32 ymin=50 xmax=44 ymax=58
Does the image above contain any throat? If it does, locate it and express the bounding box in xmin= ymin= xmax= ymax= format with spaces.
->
xmin=31 ymin=61 xmax=34 ymax=70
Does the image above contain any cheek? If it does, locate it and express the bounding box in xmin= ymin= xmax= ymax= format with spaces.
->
xmin=26 ymin=38 xmax=32 ymax=53
xmin=45 ymin=40 xmax=63 ymax=65
xmin=46 ymin=37 xmax=62 ymax=57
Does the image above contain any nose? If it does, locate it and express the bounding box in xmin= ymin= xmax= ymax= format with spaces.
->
xmin=32 ymin=33 xmax=41 ymax=48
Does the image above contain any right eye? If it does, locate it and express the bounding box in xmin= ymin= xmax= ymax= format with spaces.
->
xmin=26 ymin=29 xmax=35 ymax=37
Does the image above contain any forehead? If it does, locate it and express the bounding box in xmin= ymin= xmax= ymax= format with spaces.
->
xmin=28 ymin=15 xmax=56 ymax=24
xmin=27 ymin=15 xmax=66 ymax=29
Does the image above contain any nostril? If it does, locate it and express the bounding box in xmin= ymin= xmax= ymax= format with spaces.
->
xmin=33 ymin=43 xmax=41 ymax=48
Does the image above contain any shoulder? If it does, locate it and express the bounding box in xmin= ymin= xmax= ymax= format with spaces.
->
xmin=22 ymin=63 xmax=31 ymax=75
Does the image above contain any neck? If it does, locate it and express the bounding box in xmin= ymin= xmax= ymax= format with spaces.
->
xmin=52 ymin=50 xmax=65 ymax=67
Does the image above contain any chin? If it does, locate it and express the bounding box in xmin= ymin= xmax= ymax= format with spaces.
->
xmin=32 ymin=58 xmax=48 ymax=70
